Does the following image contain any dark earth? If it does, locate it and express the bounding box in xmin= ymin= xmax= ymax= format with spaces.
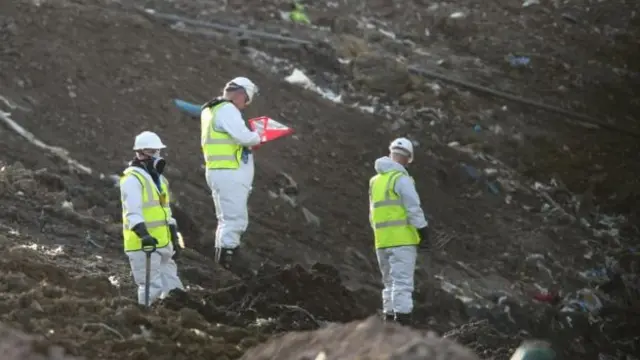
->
xmin=0 ymin=0 xmax=638 ymax=359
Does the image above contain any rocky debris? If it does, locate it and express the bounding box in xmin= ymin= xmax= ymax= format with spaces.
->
xmin=444 ymin=320 xmax=523 ymax=359
xmin=159 ymin=263 xmax=372 ymax=332
xmin=0 ymin=233 xmax=370 ymax=359
xmin=330 ymin=16 xmax=363 ymax=37
xmin=240 ymin=316 xmax=482 ymax=360
xmin=0 ymin=323 xmax=80 ymax=360
xmin=333 ymin=34 xmax=370 ymax=59
xmin=351 ymin=53 xmax=412 ymax=98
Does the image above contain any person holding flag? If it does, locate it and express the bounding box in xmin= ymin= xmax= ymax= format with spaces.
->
xmin=200 ymin=77 xmax=263 ymax=275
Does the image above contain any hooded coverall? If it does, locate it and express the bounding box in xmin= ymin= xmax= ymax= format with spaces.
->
xmin=201 ymin=99 xmax=261 ymax=250
xmin=120 ymin=166 xmax=184 ymax=305
xmin=369 ymin=156 xmax=428 ymax=316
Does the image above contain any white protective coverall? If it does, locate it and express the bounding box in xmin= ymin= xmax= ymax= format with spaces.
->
xmin=372 ymin=156 xmax=428 ymax=314
xmin=204 ymin=102 xmax=261 ymax=249
xmin=120 ymin=166 xmax=185 ymax=305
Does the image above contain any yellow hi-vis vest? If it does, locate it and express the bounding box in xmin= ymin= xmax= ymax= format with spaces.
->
xmin=369 ymin=170 xmax=420 ymax=249
xmin=120 ymin=168 xmax=172 ymax=252
xmin=290 ymin=9 xmax=311 ymax=24
xmin=201 ymin=100 xmax=243 ymax=170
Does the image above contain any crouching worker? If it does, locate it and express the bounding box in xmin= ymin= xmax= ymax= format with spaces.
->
xmin=120 ymin=131 xmax=185 ymax=306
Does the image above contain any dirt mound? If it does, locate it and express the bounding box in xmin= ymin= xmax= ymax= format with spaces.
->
xmin=0 ymin=234 xmax=371 ymax=359
xmin=0 ymin=323 xmax=80 ymax=360
xmin=240 ymin=316 xmax=482 ymax=360
xmin=160 ymin=263 xmax=372 ymax=332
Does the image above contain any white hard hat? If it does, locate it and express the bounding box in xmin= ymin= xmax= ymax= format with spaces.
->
xmin=224 ymin=76 xmax=259 ymax=104
xmin=389 ymin=137 xmax=414 ymax=163
xmin=133 ymin=131 xmax=166 ymax=151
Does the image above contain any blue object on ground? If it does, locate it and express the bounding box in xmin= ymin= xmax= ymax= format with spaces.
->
xmin=461 ymin=163 xmax=500 ymax=195
xmin=507 ymin=54 xmax=531 ymax=67
xmin=461 ymin=164 xmax=481 ymax=180
xmin=174 ymin=99 xmax=201 ymax=118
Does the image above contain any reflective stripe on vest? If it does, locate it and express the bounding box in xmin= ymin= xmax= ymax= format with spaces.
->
xmin=120 ymin=168 xmax=171 ymax=252
xmin=369 ymin=171 xmax=419 ymax=249
xmin=201 ymin=102 xmax=243 ymax=169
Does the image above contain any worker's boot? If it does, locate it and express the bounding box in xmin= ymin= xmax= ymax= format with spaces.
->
xmin=215 ymin=247 xmax=254 ymax=279
xmin=382 ymin=312 xmax=395 ymax=322
xmin=215 ymin=247 xmax=235 ymax=270
xmin=395 ymin=312 xmax=413 ymax=326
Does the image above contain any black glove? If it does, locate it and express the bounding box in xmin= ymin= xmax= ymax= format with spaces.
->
xmin=169 ymin=224 xmax=182 ymax=259
xmin=141 ymin=235 xmax=158 ymax=249
xmin=132 ymin=223 xmax=157 ymax=251
xmin=417 ymin=226 xmax=430 ymax=252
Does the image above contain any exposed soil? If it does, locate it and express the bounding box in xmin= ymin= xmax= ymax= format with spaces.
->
xmin=1 ymin=0 xmax=638 ymax=359
xmin=239 ymin=316 xmax=482 ymax=360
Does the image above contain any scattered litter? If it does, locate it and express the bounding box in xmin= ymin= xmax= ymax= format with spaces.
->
xmin=285 ymin=69 xmax=342 ymax=103
xmin=0 ymin=108 xmax=93 ymax=175
xmin=522 ymin=0 xmax=540 ymax=8
xmin=561 ymin=13 xmax=579 ymax=24
xmin=507 ymin=54 xmax=531 ymax=68
xmin=301 ymin=207 xmax=320 ymax=226
xmin=378 ymin=28 xmax=396 ymax=40
xmin=560 ymin=288 xmax=603 ymax=314
xmin=484 ymin=168 xmax=498 ymax=176
xmin=579 ymin=267 xmax=610 ymax=285
xmin=533 ymin=291 xmax=559 ymax=303
xmin=461 ymin=164 xmax=501 ymax=195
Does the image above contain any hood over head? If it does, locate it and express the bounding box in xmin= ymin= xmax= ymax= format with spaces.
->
xmin=374 ymin=156 xmax=408 ymax=175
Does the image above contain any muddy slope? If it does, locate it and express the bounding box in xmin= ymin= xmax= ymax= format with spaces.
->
xmin=1 ymin=0 xmax=639 ymax=359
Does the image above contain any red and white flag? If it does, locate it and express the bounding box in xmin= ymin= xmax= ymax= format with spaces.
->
xmin=248 ymin=116 xmax=294 ymax=148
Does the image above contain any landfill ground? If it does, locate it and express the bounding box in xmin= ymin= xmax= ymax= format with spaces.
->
xmin=0 ymin=0 xmax=639 ymax=359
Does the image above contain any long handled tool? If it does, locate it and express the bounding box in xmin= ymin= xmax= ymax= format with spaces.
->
xmin=142 ymin=244 xmax=156 ymax=308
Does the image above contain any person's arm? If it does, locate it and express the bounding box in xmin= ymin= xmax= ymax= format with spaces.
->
xmin=368 ymin=178 xmax=375 ymax=230
xmin=214 ymin=104 xmax=261 ymax=147
xmin=121 ymin=176 xmax=145 ymax=229
xmin=394 ymin=176 xmax=428 ymax=229
xmin=161 ymin=176 xmax=177 ymax=226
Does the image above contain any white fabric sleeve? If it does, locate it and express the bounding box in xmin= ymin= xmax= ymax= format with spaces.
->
xmin=394 ymin=175 xmax=429 ymax=229
xmin=213 ymin=103 xmax=261 ymax=147
xmin=162 ymin=176 xmax=177 ymax=226
xmin=121 ymin=176 xmax=145 ymax=229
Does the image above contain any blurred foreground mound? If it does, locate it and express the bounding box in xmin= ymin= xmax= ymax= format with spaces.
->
xmin=0 ymin=322 xmax=81 ymax=360
xmin=240 ymin=316 xmax=481 ymax=360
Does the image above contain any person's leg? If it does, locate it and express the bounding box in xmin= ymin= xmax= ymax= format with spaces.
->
xmin=207 ymin=168 xmax=254 ymax=277
xmin=388 ymin=245 xmax=418 ymax=325
xmin=126 ymin=250 xmax=163 ymax=306
xmin=158 ymin=244 xmax=184 ymax=299
xmin=375 ymin=248 xmax=394 ymax=320
xmin=207 ymin=170 xmax=250 ymax=251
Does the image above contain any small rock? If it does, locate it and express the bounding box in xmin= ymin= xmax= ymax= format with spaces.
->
xmin=333 ymin=34 xmax=370 ymax=59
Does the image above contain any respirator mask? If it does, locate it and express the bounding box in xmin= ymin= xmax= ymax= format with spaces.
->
xmin=144 ymin=150 xmax=166 ymax=175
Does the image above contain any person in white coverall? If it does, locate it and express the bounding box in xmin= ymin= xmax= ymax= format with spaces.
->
xmin=120 ymin=131 xmax=185 ymax=305
xmin=200 ymin=77 xmax=263 ymax=273
xmin=369 ymin=137 xmax=430 ymax=326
